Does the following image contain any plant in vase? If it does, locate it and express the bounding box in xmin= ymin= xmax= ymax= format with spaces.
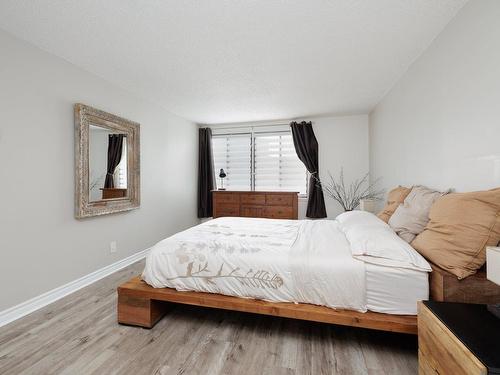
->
xmin=317 ymin=168 xmax=384 ymax=212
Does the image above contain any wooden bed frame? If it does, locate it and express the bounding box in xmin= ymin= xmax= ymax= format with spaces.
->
xmin=117 ymin=277 xmax=418 ymax=334
xmin=429 ymin=263 xmax=500 ymax=304
xmin=117 ymin=262 xmax=500 ymax=335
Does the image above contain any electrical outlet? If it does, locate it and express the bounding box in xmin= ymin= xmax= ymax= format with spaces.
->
xmin=110 ymin=241 xmax=117 ymax=253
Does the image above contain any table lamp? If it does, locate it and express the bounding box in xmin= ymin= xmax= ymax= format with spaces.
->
xmin=218 ymin=168 xmax=227 ymax=190
xmin=486 ymin=246 xmax=500 ymax=318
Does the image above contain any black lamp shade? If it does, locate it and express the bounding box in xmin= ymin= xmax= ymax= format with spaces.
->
xmin=219 ymin=168 xmax=227 ymax=178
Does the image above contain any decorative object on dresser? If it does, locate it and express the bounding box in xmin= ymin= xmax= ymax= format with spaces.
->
xmin=74 ymin=104 xmax=140 ymax=218
xmin=418 ymin=301 xmax=499 ymax=375
xmin=486 ymin=246 xmax=500 ymax=319
xmin=319 ymin=168 xmax=383 ymax=212
xmin=212 ymin=191 xmax=298 ymax=219
xmin=218 ymin=168 xmax=227 ymax=190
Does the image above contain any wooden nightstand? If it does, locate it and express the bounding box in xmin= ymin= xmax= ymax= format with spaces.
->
xmin=418 ymin=301 xmax=500 ymax=375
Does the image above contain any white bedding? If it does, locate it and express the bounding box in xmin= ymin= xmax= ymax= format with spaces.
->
xmin=142 ymin=211 xmax=430 ymax=315
xmin=365 ymin=263 xmax=429 ymax=314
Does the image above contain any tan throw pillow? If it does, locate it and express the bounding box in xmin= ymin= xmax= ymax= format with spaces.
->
xmin=411 ymin=188 xmax=500 ymax=279
xmin=377 ymin=186 xmax=412 ymax=223
xmin=389 ymin=185 xmax=449 ymax=243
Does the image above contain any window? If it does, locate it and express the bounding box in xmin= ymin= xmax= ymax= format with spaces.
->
xmin=114 ymin=140 xmax=127 ymax=188
xmin=212 ymin=134 xmax=252 ymax=190
xmin=254 ymin=133 xmax=307 ymax=193
xmin=212 ymin=130 xmax=307 ymax=195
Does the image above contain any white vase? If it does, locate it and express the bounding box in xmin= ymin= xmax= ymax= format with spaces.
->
xmin=359 ymin=199 xmax=377 ymax=213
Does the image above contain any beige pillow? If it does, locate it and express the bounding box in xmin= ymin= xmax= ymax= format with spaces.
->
xmin=411 ymin=188 xmax=500 ymax=279
xmin=377 ymin=186 xmax=412 ymax=223
xmin=389 ymin=186 xmax=449 ymax=243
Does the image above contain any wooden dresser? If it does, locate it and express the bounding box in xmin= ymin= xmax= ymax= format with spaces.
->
xmin=100 ymin=188 xmax=127 ymax=199
xmin=212 ymin=191 xmax=298 ymax=219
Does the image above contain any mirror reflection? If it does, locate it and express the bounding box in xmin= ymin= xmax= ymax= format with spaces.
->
xmin=89 ymin=124 xmax=128 ymax=202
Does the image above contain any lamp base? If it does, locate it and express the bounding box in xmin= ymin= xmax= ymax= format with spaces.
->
xmin=487 ymin=304 xmax=500 ymax=319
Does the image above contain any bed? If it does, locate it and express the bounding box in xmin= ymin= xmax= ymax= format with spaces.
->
xmin=118 ymin=211 xmax=433 ymax=334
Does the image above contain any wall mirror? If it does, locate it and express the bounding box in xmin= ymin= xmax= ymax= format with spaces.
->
xmin=75 ymin=104 xmax=140 ymax=218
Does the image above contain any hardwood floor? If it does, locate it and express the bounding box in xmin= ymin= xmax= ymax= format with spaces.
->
xmin=0 ymin=260 xmax=418 ymax=375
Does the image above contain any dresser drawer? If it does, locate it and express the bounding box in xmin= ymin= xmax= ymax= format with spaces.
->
xmin=240 ymin=193 xmax=266 ymax=205
xmin=264 ymin=206 xmax=294 ymax=219
xmin=266 ymin=194 xmax=294 ymax=206
xmin=241 ymin=206 xmax=265 ymax=218
xmin=212 ymin=191 xmax=298 ymax=220
xmin=214 ymin=204 xmax=240 ymax=217
xmin=214 ymin=193 xmax=239 ymax=204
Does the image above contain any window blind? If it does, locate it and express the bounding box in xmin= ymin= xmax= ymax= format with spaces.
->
xmin=254 ymin=133 xmax=307 ymax=194
xmin=211 ymin=131 xmax=307 ymax=194
xmin=212 ymin=134 xmax=252 ymax=190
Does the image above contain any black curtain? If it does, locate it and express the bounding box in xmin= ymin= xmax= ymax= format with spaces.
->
xmin=104 ymin=134 xmax=124 ymax=188
xmin=290 ymin=121 xmax=327 ymax=218
xmin=197 ymin=128 xmax=215 ymax=218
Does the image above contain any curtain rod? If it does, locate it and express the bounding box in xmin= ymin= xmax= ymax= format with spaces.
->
xmin=207 ymin=122 xmax=292 ymax=130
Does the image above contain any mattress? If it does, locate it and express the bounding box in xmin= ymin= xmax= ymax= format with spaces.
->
xmin=142 ymin=212 xmax=430 ymax=315
xmin=365 ymin=263 xmax=429 ymax=315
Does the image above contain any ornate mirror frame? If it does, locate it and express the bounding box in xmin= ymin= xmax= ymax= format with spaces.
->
xmin=75 ymin=104 xmax=140 ymax=218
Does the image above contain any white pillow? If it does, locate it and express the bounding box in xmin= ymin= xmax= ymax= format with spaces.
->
xmin=389 ymin=185 xmax=449 ymax=243
xmin=337 ymin=211 xmax=431 ymax=272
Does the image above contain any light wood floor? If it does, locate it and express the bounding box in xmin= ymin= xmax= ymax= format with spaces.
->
xmin=0 ymin=260 xmax=418 ymax=375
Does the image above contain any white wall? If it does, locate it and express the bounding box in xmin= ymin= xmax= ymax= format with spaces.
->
xmin=370 ymin=0 xmax=500 ymax=197
xmin=298 ymin=115 xmax=369 ymax=219
xmin=0 ymin=29 xmax=198 ymax=311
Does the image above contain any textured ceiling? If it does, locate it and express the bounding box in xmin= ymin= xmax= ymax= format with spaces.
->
xmin=0 ymin=0 xmax=467 ymax=124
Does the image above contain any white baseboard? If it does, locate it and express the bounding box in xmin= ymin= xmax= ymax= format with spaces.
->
xmin=0 ymin=248 xmax=150 ymax=328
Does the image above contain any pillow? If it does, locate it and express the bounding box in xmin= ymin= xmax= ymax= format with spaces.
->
xmin=337 ymin=211 xmax=431 ymax=272
xmin=377 ymin=186 xmax=412 ymax=223
xmin=389 ymin=185 xmax=449 ymax=243
xmin=411 ymin=188 xmax=500 ymax=279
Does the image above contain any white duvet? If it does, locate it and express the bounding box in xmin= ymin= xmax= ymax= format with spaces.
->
xmin=142 ymin=211 xmax=431 ymax=314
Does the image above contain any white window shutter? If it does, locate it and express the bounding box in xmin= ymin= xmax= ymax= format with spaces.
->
xmin=212 ymin=134 xmax=252 ymax=190
xmin=211 ymin=131 xmax=307 ymax=194
xmin=254 ymin=133 xmax=307 ymax=194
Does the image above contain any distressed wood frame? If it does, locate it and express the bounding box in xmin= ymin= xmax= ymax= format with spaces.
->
xmin=75 ymin=103 xmax=140 ymax=218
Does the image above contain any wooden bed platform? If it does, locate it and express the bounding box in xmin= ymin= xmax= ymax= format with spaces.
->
xmin=117 ymin=277 xmax=418 ymax=334
xmin=117 ymin=262 xmax=500 ymax=335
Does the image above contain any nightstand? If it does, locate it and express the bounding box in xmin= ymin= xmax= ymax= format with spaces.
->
xmin=418 ymin=301 xmax=500 ymax=374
